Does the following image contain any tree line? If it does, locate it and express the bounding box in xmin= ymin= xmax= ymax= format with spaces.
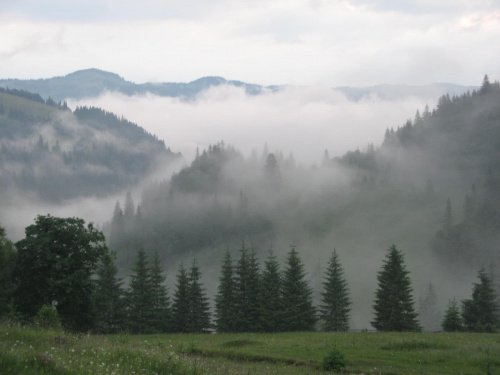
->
xmin=1 ymin=215 xmax=498 ymax=333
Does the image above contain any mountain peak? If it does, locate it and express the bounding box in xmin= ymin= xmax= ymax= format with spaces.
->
xmin=63 ymin=68 xmax=127 ymax=82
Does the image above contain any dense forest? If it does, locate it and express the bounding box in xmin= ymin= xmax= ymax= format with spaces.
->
xmin=0 ymin=75 xmax=499 ymax=332
xmin=99 ymin=76 xmax=500 ymax=328
xmin=0 ymin=90 xmax=179 ymax=202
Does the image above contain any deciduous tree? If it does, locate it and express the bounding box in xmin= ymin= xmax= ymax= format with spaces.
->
xmin=14 ymin=215 xmax=107 ymax=331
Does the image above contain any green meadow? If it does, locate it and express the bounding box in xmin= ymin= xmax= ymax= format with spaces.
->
xmin=1 ymin=324 xmax=499 ymax=375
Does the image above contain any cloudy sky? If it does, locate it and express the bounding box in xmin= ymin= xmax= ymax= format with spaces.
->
xmin=1 ymin=0 xmax=499 ymax=86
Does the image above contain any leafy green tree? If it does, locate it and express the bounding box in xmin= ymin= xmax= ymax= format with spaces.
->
xmin=0 ymin=225 xmax=16 ymax=318
xmin=462 ymin=267 xmax=499 ymax=332
xmin=281 ymin=246 xmax=316 ymax=331
xmin=171 ymin=264 xmax=190 ymax=333
xmin=234 ymin=243 xmax=261 ymax=332
xmin=187 ymin=259 xmax=211 ymax=333
xmin=149 ymin=251 xmax=171 ymax=332
xmin=93 ymin=252 xmax=125 ymax=333
xmin=126 ymin=248 xmax=153 ymax=333
xmin=259 ymin=250 xmax=283 ymax=332
xmin=320 ymin=250 xmax=351 ymax=332
xmin=14 ymin=215 xmax=107 ymax=331
xmin=215 ymin=251 xmax=237 ymax=332
xmin=34 ymin=304 xmax=61 ymax=330
xmin=441 ymin=298 xmax=463 ymax=332
xmin=372 ymin=245 xmax=420 ymax=331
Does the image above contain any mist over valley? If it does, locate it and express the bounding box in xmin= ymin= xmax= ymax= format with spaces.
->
xmin=0 ymin=71 xmax=499 ymax=330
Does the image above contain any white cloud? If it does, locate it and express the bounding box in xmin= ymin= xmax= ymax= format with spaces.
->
xmin=0 ymin=0 xmax=498 ymax=85
xmin=68 ymin=86 xmax=432 ymax=165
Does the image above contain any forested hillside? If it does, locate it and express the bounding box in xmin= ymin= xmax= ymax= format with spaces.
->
xmin=104 ymin=77 xmax=500 ymax=328
xmin=0 ymin=88 xmax=179 ymax=202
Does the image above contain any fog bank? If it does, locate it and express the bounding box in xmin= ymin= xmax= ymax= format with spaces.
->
xmin=68 ymin=85 xmax=434 ymax=165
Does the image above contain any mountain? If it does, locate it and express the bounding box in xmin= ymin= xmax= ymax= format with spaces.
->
xmin=0 ymin=87 xmax=179 ymax=202
xmin=336 ymin=83 xmax=478 ymax=101
xmin=0 ymin=69 xmax=280 ymax=101
xmin=0 ymin=69 xmax=476 ymax=102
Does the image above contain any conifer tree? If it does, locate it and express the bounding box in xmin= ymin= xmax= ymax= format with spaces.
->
xmin=149 ymin=251 xmax=171 ymax=332
xmin=281 ymin=246 xmax=316 ymax=331
xmin=234 ymin=243 xmax=261 ymax=332
xmin=372 ymin=245 xmax=420 ymax=331
xmin=93 ymin=252 xmax=125 ymax=333
xmin=171 ymin=264 xmax=190 ymax=333
xmin=462 ymin=267 xmax=499 ymax=332
xmin=0 ymin=226 xmax=16 ymax=318
xmin=320 ymin=250 xmax=351 ymax=332
xmin=215 ymin=251 xmax=237 ymax=332
xmin=259 ymin=250 xmax=283 ymax=332
xmin=187 ymin=259 xmax=211 ymax=333
xmin=441 ymin=298 xmax=463 ymax=332
xmin=127 ymin=248 xmax=153 ymax=333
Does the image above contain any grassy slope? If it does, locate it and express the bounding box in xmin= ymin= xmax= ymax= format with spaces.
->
xmin=1 ymin=324 xmax=499 ymax=375
xmin=0 ymin=92 xmax=57 ymax=118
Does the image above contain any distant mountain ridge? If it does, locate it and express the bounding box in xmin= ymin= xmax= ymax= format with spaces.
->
xmin=0 ymin=68 xmax=477 ymax=102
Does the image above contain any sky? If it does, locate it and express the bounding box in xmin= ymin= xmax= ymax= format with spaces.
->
xmin=1 ymin=0 xmax=499 ymax=86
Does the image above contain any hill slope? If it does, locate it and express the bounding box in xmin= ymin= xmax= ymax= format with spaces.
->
xmin=0 ymin=88 xmax=179 ymax=202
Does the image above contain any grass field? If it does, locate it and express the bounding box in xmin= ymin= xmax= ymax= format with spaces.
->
xmin=1 ymin=324 xmax=499 ymax=374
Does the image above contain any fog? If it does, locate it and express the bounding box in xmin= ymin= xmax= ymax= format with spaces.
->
xmin=67 ymin=85 xmax=434 ymax=165
xmin=2 ymin=84 xmax=493 ymax=331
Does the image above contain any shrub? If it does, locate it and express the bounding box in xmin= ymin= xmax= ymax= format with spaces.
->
xmin=321 ymin=346 xmax=346 ymax=372
xmin=34 ymin=304 xmax=61 ymax=329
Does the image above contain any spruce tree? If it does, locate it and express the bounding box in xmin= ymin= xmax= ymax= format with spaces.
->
xmin=215 ymin=251 xmax=237 ymax=332
xmin=259 ymin=250 xmax=283 ymax=332
xmin=171 ymin=264 xmax=190 ymax=333
xmin=281 ymin=246 xmax=316 ymax=331
xmin=234 ymin=243 xmax=261 ymax=332
xmin=372 ymin=245 xmax=420 ymax=331
xmin=188 ymin=259 xmax=211 ymax=333
xmin=127 ymin=248 xmax=153 ymax=333
xmin=0 ymin=226 xmax=16 ymax=318
xmin=441 ymin=298 xmax=463 ymax=332
xmin=462 ymin=267 xmax=499 ymax=332
xmin=320 ymin=250 xmax=351 ymax=332
xmin=149 ymin=251 xmax=171 ymax=332
xmin=93 ymin=252 xmax=125 ymax=333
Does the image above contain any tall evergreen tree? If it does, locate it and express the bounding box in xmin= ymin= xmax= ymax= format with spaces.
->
xmin=93 ymin=252 xmax=125 ymax=333
xmin=441 ymin=298 xmax=463 ymax=332
xmin=259 ymin=250 xmax=283 ymax=332
xmin=372 ymin=245 xmax=420 ymax=331
xmin=127 ymin=248 xmax=153 ymax=333
xmin=149 ymin=251 xmax=171 ymax=332
xmin=281 ymin=246 xmax=316 ymax=331
xmin=234 ymin=243 xmax=261 ymax=332
xmin=0 ymin=226 xmax=16 ymax=318
xmin=215 ymin=251 xmax=237 ymax=332
xmin=187 ymin=259 xmax=211 ymax=333
xmin=320 ymin=250 xmax=351 ymax=332
xmin=171 ymin=264 xmax=190 ymax=333
xmin=462 ymin=267 xmax=499 ymax=332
